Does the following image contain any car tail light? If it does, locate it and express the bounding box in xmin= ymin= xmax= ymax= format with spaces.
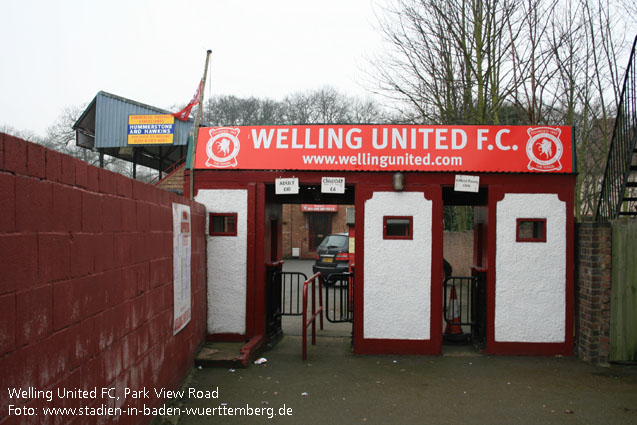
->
xmin=314 ymin=252 xmax=320 ymax=260
xmin=335 ymin=253 xmax=349 ymax=261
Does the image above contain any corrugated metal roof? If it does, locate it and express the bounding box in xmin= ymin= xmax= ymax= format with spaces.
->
xmin=73 ymin=91 xmax=194 ymax=148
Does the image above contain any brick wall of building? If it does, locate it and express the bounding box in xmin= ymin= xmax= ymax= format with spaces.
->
xmin=282 ymin=205 xmax=352 ymax=259
xmin=443 ymin=230 xmax=474 ymax=276
xmin=0 ymin=133 xmax=207 ymax=425
xmin=156 ymin=164 xmax=185 ymax=194
xmin=575 ymin=221 xmax=612 ymax=365
xmin=281 ymin=206 xmax=475 ymax=267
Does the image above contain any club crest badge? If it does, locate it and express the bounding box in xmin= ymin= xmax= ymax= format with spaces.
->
xmin=205 ymin=127 xmax=240 ymax=168
xmin=526 ymin=127 xmax=563 ymax=172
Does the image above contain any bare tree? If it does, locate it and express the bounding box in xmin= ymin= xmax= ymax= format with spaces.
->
xmin=372 ymin=0 xmax=520 ymax=124
xmin=43 ymin=105 xmax=95 ymax=162
xmin=0 ymin=125 xmax=43 ymax=144
xmin=371 ymin=0 xmax=633 ymax=218
xmin=205 ymin=87 xmax=389 ymax=126
xmin=349 ymin=97 xmax=388 ymax=123
xmin=203 ymin=95 xmax=285 ymax=126
xmin=547 ymin=0 xmax=629 ymax=217
xmin=283 ymin=87 xmax=351 ymax=124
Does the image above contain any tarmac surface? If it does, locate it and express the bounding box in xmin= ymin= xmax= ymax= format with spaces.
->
xmin=155 ymin=336 xmax=637 ymax=425
xmin=153 ymin=260 xmax=637 ymax=424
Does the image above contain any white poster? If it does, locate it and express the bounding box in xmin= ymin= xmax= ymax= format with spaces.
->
xmin=172 ymin=203 xmax=192 ymax=334
xmin=275 ymin=177 xmax=299 ymax=194
xmin=454 ymin=174 xmax=480 ymax=193
xmin=321 ymin=176 xmax=345 ymax=193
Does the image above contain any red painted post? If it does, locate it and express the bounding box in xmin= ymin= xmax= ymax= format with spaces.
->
xmin=302 ymin=281 xmax=308 ymax=360
xmin=318 ymin=273 xmax=324 ymax=330
xmin=311 ymin=278 xmax=316 ymax=346
xmin=302 ymin=272 xmax=324 ymax=360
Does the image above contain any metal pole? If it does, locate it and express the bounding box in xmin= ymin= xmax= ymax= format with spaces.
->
xmin=189 ymin=49 xmax=212 ymax=200
xmin=133 ymin=149 xmax=137 ymax=180
xmin=159 ymin=146 xmax=163 ymax=181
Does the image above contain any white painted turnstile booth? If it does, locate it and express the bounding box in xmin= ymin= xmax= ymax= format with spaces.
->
xmin=188 ymin=125 xmax=575 ymax=357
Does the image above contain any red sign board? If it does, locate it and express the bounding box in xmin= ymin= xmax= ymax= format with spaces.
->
xmin=302 ymin=204 xmax=339 ymax=212
xmin=194 ymin=125 xmax=573 ymax=173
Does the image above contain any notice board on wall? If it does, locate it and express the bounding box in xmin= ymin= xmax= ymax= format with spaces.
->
xmin=172 ymin=203 xmax=191 ymax=334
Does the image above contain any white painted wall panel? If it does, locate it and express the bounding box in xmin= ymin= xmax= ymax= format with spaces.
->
xmin=364 ymin=192 xmax=432 ymax=340
xmin=495 ymin=193 xmax=566 ymax=342
xmin=195 ymin=189 xmax=248 ymax=335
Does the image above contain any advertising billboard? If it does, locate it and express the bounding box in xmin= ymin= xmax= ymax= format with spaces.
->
xmin=128 ymin=114 xmax=175 ymax=145
xmin=194 ymin=125 xmax=573 ymax=173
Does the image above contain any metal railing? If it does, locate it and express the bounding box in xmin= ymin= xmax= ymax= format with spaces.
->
xmin=275 ymin=271 xmax=309 ymax=316
xmin=265 ymin=261 xmax=285 ymax=341
xmin=302 ymin=272 xmax=324 ymax=360
xmin=596 ymin=35 xmax=637 ymax=221
xmin=443 ymin=276 xmax=477 ymax=328
xmin=324 ymin=272 xmax=354 ymax=323
xmin=149 ymin=155 xmax=187 ymax=185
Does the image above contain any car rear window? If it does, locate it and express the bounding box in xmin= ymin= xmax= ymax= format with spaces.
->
xmin=319 ymin=235 xmax=348 ymax=248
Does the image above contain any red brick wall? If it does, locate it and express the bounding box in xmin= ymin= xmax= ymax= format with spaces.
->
xmin=0 ymin=133 xmax=207 ymax=425
xmin=156 ymin=164 xmax=185 ymax=193
xmin=282 ymin=204 xmax=352 ymax=259
xmin=443 ymin=230 xmax=474 ymax=276
xmin=281 ymin=208 xmax=474 ymax=265
xmin=575 ymin=221 xmax=612 ymax=365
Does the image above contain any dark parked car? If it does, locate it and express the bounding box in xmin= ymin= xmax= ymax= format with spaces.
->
xmin=312 ymin=233 xmax=350 ymax=283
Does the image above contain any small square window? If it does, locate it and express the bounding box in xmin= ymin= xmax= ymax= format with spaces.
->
xmin=516 ymin=218 xmax=546 ymax=242
xmin=209 ymin=213 xmax=237 ymax=236
xmin=383 ymin=216 xmax=413 ymax=240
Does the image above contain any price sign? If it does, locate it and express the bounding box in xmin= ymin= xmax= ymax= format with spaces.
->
xmin=275 ymin=178 xmax=299 ymax=194
xmin=321 ymin=177 xmax=345 ymax=194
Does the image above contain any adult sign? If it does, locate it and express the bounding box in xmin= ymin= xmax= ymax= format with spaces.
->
xmin=194 ymin=125 xmax=573 ymax=173
xmin=275 ymin=177 xmax=299 ymax=194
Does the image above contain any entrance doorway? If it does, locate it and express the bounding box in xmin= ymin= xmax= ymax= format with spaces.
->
xmin=265 ymin=184 xmax=356 ymax=343
xmin=308 ymin=213 xmax=331 ymax=251
xmin=441 ymin=187 xmax=488 ymax=351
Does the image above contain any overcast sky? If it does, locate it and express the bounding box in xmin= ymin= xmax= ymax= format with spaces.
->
xmin=1 ymin=0 xmax=386 ymax=137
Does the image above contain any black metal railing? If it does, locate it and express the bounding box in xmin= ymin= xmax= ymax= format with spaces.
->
xmin=443 ymin=276 xmax=476 ymax=329
xmin=265 ymin=261 xmax=285 ymax=341
xmin=596 ymin=35 xmax=637 ymax=221
xmin=276 ymin=271 xmax=308 ymax=316
xmin=470 ymin=268 xmax=487 ymax=348
xmin=324 ymin=272 xmax=354 ymax=323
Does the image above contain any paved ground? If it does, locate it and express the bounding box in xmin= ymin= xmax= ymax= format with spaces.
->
xmin=153 ymin=260 xmax=637 ymax=424
xmin=155 ymin=336 xmax=637 ymax=425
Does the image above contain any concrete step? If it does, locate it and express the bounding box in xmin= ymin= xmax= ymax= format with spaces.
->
xmin=195 ymin=336 xmax=269 ymax=369
xmin=195 ymin=342 xmax=247 ymax=369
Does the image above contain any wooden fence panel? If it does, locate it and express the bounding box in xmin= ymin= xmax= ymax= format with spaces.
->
xmin=610 ymin=219 xmax=637 ymax=362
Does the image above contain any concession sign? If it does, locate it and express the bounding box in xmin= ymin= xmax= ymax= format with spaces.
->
xmin=194 ymin=125 xmax=574 ymax=173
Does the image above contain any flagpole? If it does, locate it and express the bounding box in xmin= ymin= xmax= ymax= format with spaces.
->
xmin=189 ymin=49 xmax=212 ymax=200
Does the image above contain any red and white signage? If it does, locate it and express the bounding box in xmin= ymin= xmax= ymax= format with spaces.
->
xmin=194 ymin=125 xmax=573 ymax=173
xmin=302 ymin=204 xmax=339 ymax=212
